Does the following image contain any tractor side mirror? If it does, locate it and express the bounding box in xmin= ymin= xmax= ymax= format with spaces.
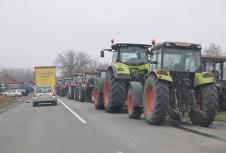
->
xmin=101 ymin=50 xmax=104 ymax=57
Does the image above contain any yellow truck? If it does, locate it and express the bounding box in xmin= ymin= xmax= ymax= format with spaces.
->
xmin=34 ymin=66 xmax=56 ymax=89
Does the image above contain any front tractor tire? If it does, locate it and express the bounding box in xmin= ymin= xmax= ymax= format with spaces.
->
xmin=143 ymin=75 xmax=169 ymax=125
xmin=104 ymin=70 xmax=126 ymax=113
xmin=127 ymin=82 xmax=143 ymax=119
xmin=190 ymin=84 xmax=218 ymax=127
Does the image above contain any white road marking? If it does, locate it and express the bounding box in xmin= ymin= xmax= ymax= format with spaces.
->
xmin=57 ymin=98 xmax=87 ymax=124
xmin=116 ymin=151 xmax=124 ymax=153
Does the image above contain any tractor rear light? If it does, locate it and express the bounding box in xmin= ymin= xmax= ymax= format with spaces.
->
xmin=156 ymin=69 xmax=168 ymax=76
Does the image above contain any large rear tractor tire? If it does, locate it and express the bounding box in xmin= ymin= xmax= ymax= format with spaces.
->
xmin=74 ymin=90 xmax=77 ymax=101
xmin=189 ymin=84 xmax=218 ymax=127
xmin=78 ymin=90 xmax=84 ymax=102
xmin=143 ymin=75 xmax=169 ymax=125
xmin=94 ymin=78 xmax=105 ymax=109
xmin=127 ymin=82 xmax=143 ymax=119
xmin=67 ymin=87 xmax=74 ymax=100
xmin=104 ymin=70 xmax=126 ymax=113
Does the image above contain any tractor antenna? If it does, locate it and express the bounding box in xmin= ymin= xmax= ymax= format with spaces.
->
xmin=111 ymin=39 xmax=114 ymax=45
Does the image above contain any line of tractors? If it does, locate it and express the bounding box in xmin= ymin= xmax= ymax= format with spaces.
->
xmin=57 ymin=40 xmax=226 ymax=127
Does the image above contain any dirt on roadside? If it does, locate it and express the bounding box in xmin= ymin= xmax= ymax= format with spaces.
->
xmin=0 ymin=96 xmax=29 ymax=114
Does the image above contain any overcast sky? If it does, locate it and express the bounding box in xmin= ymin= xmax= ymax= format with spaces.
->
xmin=0 ymin=0 xmax=226 ymax=68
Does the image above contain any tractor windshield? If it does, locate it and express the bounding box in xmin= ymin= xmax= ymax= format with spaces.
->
xmin=64 ymin=79 xmax=72 ymax=83
xmin=73 ymin=75 xmax=83 ymax=82
xmin=162 ymin=47 xmax=201 ymax=72
xmin=119 ymin=47 xmax=148 ymax=66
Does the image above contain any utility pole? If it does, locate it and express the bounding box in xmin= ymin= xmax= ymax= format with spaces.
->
xmin=0 ymin=71 xmax=2 ymax=85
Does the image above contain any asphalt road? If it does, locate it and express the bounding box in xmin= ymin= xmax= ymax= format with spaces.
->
xmin=0 ymin=97 xmax=226 ymax=153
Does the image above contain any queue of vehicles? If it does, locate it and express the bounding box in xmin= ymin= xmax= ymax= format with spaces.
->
xmin=0 ymin=85 xmax=30 ymax=97
xmin=57 ymin=40 xmax=226 ymax=127
xmin=31 ymin=40 xmax=226 ymax=127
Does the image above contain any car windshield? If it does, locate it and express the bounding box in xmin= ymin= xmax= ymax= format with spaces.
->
xmin=36 ymin=87 xmax=53 ymax=93
xmin=119 ymin=47 xmax=148 ymax=65
xmin=162 ymin=47 xmax=201 ymax=72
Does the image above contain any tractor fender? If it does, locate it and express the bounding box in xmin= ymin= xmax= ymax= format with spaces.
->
xmin=148 ymin=70 xmax=173 ymax=83
xmin=128 ymin=81 xmax=144 ymax=108
xmin=108 ymin=65 xmax=130 ymax=80
xmin=194 ymin=72 xmax=216 ymax=87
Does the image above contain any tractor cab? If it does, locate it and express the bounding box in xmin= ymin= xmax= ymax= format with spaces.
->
xmin=83 ymin=71 xmax=99 ymax=83
xmin=72 ymin=74 xmax=84 ymax=85
xmin=202 ymin=55 xmax=226 ymax=80
xmin=97 ymin=68 xmax=108 ymax=79
xmin=150 ymin=42 xmax=202 ymax=73
xmin=101 ymin=43 xmax=151 ymax=66
xmin=101 ymin=43 xmax=151 ymax=81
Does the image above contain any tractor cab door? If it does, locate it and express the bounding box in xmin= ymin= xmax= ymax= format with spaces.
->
xmin=112 ymin=51 xmax=118 ymax=64
xmin=150 ymin=49 xmax=162 ymax=71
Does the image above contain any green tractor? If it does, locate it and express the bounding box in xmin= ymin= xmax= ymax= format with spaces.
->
xmin=202 ymin=55 xmax=226 ymax=110
xmin=128 ymin=41 xmax=218 ymax=127
xmin=58 ymin=78 xmax=72 ymax=97
xmin=76 ymin=71 xmax=99 ymax=102
xmin=67 ymin=74 xmax=83 ymax=100
xmin=100 ymin=43 xmax=151 ymax=113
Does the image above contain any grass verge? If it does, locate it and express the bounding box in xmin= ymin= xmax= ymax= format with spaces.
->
xmin=215 ymin=111 xmax=226 ymax=122
xmin=0 ymin=96 xmax=15 ymax=108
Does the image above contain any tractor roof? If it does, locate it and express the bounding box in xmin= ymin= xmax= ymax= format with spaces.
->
xmin=72 ymin=73 xmax=84 ymax=76
xmin=202 ymin=54 xmax=226 ymax=62
xmin=151 ymin=41 xmax=202 ymax=50
xmin=111 ymin=43 xmax=151 ymax=50
xmin=64 ymin=78 xmax=72 ymax=80
xmin=97 ymin=68 xmax=108 ymax=72
xmin=85 ymin=71 xmax=98 ymax=74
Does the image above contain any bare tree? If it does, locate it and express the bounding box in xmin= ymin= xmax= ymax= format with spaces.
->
xmin=2 ymin=67 xmax=34 ymax=83
xmin=203 ymin=43 xmax=222 ymax=55
xmin=97 ymin=62 xmax=109 ymax=70
xmin=55 ymin=50 xmax=78 ymax=77
xmin=55 ymin=50 xmax=101 ymax=77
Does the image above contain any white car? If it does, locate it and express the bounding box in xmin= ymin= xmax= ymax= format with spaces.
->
xmin=3 ymin=89 xmax=22 ymax=97
xmin=32 ymin=86 xmax=57 ymax=107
